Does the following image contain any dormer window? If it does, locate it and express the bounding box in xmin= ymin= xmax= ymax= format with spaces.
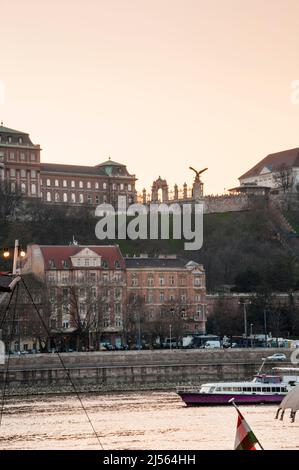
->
xmin=115 ymin=260 xmax=120 ymax=269
xmin=49 ymin=259 xmax=55 ymax=268
xmin=62 ymin=260 xmax=68 ymax=268
xmin=102 ymin=260 xmax=108 ymax=269
xmin=18 ymin=137 xmax=23 ymax=144
xmin=8 ymin=136 xmax=12 ymax=143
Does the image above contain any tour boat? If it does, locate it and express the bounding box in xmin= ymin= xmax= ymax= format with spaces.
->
xmin=177 ymin=369 xmax=299 ymax=406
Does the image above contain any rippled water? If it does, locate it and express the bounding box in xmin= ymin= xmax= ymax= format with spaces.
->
xmin=0 ymin=391 xmax=298 ymax=450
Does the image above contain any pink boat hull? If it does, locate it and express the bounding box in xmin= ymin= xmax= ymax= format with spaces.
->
xmin=178 ymin=392 xmax=285 ymax=406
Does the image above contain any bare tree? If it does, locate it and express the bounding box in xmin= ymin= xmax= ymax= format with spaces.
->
xmin=273 ymin=164 xmax=294 ymax=193
xmin=0 ymin=180 xmax=23 ymax=222
xmin=124 ymin=293 xmax=146 ymax=348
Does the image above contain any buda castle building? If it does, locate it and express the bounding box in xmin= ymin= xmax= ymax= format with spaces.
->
xmin=0 ymin=124 xmax=136 ymax=207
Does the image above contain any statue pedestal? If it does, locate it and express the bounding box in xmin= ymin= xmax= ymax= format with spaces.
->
xmin=193 ymin=181 xmax=203 ymax=199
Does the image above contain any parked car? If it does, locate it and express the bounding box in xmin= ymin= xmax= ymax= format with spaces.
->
xmin=162 ymin=338 xmax=179 ymax=348
xmin=263 ymin=353 xmax=287 ymax=361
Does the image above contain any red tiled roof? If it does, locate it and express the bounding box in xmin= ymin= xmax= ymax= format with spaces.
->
xmin=239 ymin=147 xmax=299 ymax=180
xmin=39 ymin=245 xmax=125 ymax=270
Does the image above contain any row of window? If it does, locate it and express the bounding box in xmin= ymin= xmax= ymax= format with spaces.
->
xmin=44 ymin=191 xmax=106 ymax=204
xmin=9 ymin=168 xmax=37 ymax=178
xmin=131 ymin=275 xmax=203 ymax=287
xmin=48 ymin=259 xmax=121 ymax=269
xmin=0 ymin=149 xmax=37 ymax=161
xmin=11 ymin=182 xmax=37 ymax=195
xmin=43 ymin=179 xmax=132 ymax=191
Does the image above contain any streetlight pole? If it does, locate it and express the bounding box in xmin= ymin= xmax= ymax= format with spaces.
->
xmin=243 ymin=302 xmax=248 ymax=347
xmin=138 ymin=311 xmax=141 ymax=351
xmin=169 ymin=324 xmax=172 ymax=350
xmin=264 ymin=309 xmax=267 ymax=347
xmin=12 ymin=239 xmax=19 ymax=275
xmin=250 ymin=323 xmax=253 ymax=348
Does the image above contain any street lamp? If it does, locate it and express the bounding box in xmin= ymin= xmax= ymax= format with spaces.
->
xmin=250 ymin=323 xmax=254 ymax=348
xmin=1 ymin=240 xmax=26 ymax=274
xmin=169 ymin=324 xmax=172 ymax=350
xmin=238 ymin=299 xmax=251 ymax=347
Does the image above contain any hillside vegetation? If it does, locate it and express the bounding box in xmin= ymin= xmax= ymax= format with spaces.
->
xmin=0 ymin=195 xmax=296 ymax=292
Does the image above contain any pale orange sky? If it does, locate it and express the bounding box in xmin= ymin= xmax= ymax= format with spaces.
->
xmin=1 ymin=0 xmax=299 ymax=195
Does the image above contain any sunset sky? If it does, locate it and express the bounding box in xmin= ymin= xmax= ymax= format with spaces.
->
xmin=1 ymin=0 xmax=299 ymax=195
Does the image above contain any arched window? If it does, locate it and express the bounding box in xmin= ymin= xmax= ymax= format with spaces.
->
xmin=115 ymin=260 xmax=120 ymax=269
xmin=63 ymin=180 xmax=67 ymax=187
xmin=21 ymin=182 xmax=26 ymax=194
xmin=79 ymin=193 xmax=84 ymax=203
xmin=87 ymin=181 xmax=91 ymax=189
xmin=71 ymin=193 xmax=76 ymax=203
xmin=47 ymin=192 xmax=51 ymax=202
xmin=71 ymin=180 xmax=75 ymax=188
xmin=63 ymin=193 xmax=68 ymax=202
xmin=79 ymin=181 xmax=83 ymax=188
xmin=55 ymin=192 xmax=60 ymax=202
xmin=103 ymin=182 xmax=107 ymax=190
xmin=55 ymin=179 xmax=59 ymax=187
xmin=31 ymin=183 xmax=37 ymax=195
xmin=46 ymin=179 xmax=51 ymax=186
xmin=128 ymin=184 xmax=132 ymax=191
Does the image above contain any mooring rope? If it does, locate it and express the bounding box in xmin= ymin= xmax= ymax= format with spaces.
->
xmin=20 ymin=277 xmax=104 ymax=450
xmin=0 ymin=283 xmax=19 ymax=429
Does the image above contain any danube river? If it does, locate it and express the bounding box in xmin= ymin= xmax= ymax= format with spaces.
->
xmin=0 ymin=391 xmax=297 ymax=450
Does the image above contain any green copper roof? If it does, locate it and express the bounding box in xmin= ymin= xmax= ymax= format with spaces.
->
xmin=0 ymin=125 xmax=28 ymax=135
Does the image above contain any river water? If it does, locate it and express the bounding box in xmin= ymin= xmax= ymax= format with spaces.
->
xmin=0 ymin=391 xmax=298 ymax=450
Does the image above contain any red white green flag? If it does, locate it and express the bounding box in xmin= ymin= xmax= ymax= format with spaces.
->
xmin=230 ymin=399 xmax=263 ymax=450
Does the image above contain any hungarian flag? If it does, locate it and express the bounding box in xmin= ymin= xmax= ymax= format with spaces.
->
xmin=234 ymin=407 xmax=259 ymax=450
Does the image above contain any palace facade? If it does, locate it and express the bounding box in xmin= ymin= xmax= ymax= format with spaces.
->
xmin=0 ymin=124 xmax=136 ymax=206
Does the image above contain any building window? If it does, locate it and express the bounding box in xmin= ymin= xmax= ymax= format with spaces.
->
xmin=46 ymin=179 xmax=51 ymax=186
xmin=148 ymin=276 xmax=154 ymax=286
xmin=63 ymin=193 xmax=68 ymax=202
xmin=79 ymin=181 xmax=83 ymax=188
xmin=112 ymin=183 xmax=116 ymax=190
xmin=10 ymin=168 xmax=16 ymax=177
xmin=194 ymin=276 xmax=202 ymax=286
xmin=148 ymin=292 xmax=153 ymax=303
xmin=30 ymin=153 xmax=36 ymax=161
xmin=21 ymin=182 xmax=26 ymax=194
xmin=8 ymin=136 xmax=12 ymax=143
xmin=71 ymin=180 xmax=75 ymax=188
xmin=95 ymin=182 xmax=99 ymax=189
xmin=79 ymin=193 xmax=84 ymax=203
xmin=87 ymin=194 xmax=92 ymax=204
xmin=71 ymin=193 xmax=76 ymax=203
xmin=63 ymin=180 xmax=67 ymax=187
xmin=31 ymin=183 xmax=37 ymax=195
xmin=47 ymin=192 xmax=51 ymax=202
xmin=18 ymin=137 xmax=23 ymax=144
xmin=62 ymin=321 xmax=69 ymax=329
xmin=159 ymin=276 xmax=164 ymax=286
xmin=20 ymin=169 xmax=26 ymax=178
xmin=102 ymin=260 xmax=108 ymax=269
xmin=11 ymin=182 xmax=16 ymax=192
xmin=103 ymin=182 xmax=107 ymax=190
xmin=195 ymin=294 xmax=201 ymax=302
xmin=128 ymin=184 xmax=132 ymax=191
xmin=20 ymin=153 xmax=26 ymax=161
xmin=120 ymin=183 xmax=124 ymax=190
xmin=55 ymin=192 xmax=60 ymax=202
xmin=131 ymin=275 xmax=138 ymax=286
xmin=170 ymin=275 xmax=175 ymax=285
xmin=87 ymin=181 xmax=91 ymax=189
xmin=95 ymin=195 xmax=100 ymax=204
xmin=115 ymin=260 xmax=120 ymax=269
xmin=54 ymin=179 xmax=59 ymax=187
xmin=160 ymin=291 xmax=165 ymax=302
xmin=31 ymin=170 xmax=36 ymax=178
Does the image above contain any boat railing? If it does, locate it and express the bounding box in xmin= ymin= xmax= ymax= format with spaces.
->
xmin=176 ymin=385 xmax=202 ymax=393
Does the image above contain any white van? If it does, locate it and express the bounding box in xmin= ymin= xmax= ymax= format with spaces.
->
xmin=204 ymin=340 xmax=221 ymax=349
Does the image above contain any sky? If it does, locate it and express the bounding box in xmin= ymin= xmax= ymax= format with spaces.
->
xmin=1 ymin=0 xmax=299 ymax=195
